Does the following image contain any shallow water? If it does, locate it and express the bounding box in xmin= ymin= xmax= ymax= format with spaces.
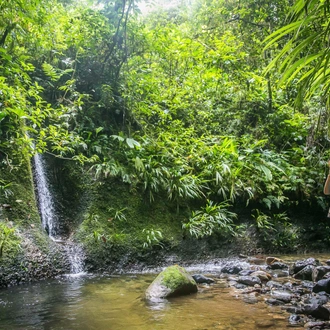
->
xmin=0 ymin=268 xmax=306 ymax=330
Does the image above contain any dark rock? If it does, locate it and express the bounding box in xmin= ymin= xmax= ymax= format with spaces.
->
xmin=221 ymin=264 xmax=243 ymax=274
xmin=145 ymin=265 xmax=197 ymax=300
xmin=302 ymin=304 xmax=330 ymax=320
xmin=313 ymin=266 xmax=330 ymax=282
xmin=237 ymin=276 xmax=261 ymax=286
xmin=234 ymin=283 xmax=248 ymax=289
xmin=293 ymin=258 xmax=319 ymax=274
xmin=313 ymin=278 xmax=330 ymax=294
xmin=326 ymin=260 xmax=330 ymax=266
xmin=294 ymin=265 xmax=315 ymax=281
xmin=192 ymin=274 xmax=215 ymax=284
xmin=268 ymin=262 xmax=288 ymax=270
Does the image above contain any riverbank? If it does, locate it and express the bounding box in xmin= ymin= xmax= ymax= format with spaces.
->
xmin=3 ymin=254 xmax=330 ymax=329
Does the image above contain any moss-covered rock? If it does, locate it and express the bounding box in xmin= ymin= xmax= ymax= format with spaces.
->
xmin=145 ymin=265 xmax=197 ymax=300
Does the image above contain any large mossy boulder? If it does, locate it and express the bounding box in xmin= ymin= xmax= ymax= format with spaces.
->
xmin=145 ymin=265 xmax=198 ymax=300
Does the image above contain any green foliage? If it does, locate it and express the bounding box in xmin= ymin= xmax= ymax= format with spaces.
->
xmin=252 ymin=210 xmax=302 ymax=251
xmin=1 ymin=0 xmax=330 ymax=256
xmin=142 ymin=228 xmax=164 ymax=249
xmin=264 ymin=0 xmax=330 ymax=107
xmin=0 ymin=223 xmax=21 ymax=258
xmin=252 ymin=209 xmax=275 ymax=230
xmin=0 ymin=180 xmax=13 ymax=199
xmin=182 ymin=200 xmax=237 ymax=238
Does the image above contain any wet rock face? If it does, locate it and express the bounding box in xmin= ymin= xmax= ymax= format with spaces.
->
xmin=0 ymin=236 xmax=68 ymax=288
xmin=145 ymin=265 xmax=198 ymax=300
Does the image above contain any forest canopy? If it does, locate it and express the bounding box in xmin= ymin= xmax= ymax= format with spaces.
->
xmin=1 ymin=0 xmax=329 ymax=241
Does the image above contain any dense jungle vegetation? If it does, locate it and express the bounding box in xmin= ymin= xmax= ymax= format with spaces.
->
xmin=1 ymin=0 xmax=330 ymax=262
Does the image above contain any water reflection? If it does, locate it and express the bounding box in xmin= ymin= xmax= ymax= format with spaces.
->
xmin=145 ymin=297 xmax=170 ymax=311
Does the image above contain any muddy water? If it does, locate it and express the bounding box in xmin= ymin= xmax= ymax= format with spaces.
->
xmin=0 ymin=268 xmax=305 ymax=330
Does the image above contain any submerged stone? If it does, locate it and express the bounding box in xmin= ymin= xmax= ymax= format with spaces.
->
xmin=145 ymin=265 xmax=197 ymax=300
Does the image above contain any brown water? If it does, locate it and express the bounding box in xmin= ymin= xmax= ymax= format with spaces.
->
xmin=0 ymin=268 xmax=306 ymax=330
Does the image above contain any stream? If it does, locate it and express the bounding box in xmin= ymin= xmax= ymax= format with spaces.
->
xmin=0 ymin=259 xmax=311 ymax=330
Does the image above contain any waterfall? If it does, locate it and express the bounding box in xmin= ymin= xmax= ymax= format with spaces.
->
xmin=33 ymin=153 xmax=85 ymax=274
xmin=33 ymin=153 xmax=58 ymax=239
xmin=65 ymin=242 xmax=85 ymax=274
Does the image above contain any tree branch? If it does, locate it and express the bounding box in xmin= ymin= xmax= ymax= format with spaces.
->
xmin=0 ymin=24 xmax=16 ymax=47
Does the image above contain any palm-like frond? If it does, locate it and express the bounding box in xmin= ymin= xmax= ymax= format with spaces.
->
xmin=264 ymin=0 xmax=330 ymax=106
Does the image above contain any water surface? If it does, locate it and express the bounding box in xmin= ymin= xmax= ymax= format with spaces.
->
xmin=0 ymin=271 xmax=303 ymax=330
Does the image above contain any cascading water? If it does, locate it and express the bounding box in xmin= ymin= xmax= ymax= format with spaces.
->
xmin=65 ymin=242 xmax=86 ymax=274
xmin=33 ymin=153 xmax=57 ymax=239
xmin=33 ymin=153 xmax=85 ymax=274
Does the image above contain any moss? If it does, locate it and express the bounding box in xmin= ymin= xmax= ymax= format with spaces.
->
xmin=0 ymin=152 xmax=40 ymax=228
xmin=0 ymin=222 xmax=21 ymax=258
xmin=161 ymin=265 xmax=196 ymax=290
xmin=73 ymin=177 xmax=187 ymax=268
